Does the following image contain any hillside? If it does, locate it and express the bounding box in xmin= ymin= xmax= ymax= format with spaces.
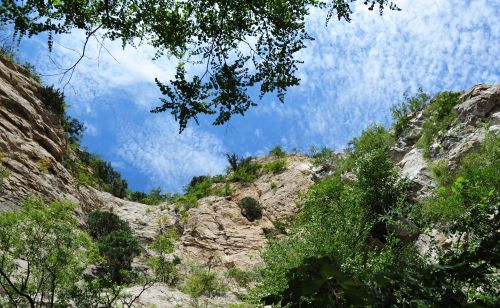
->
xmin=0 ymin=55 xmax=499 ymax=306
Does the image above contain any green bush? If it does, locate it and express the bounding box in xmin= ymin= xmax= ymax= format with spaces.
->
xmin=128 ymin=187 xmax=170 ymax=205
xmin=0 ymin=199 xmax=95 ymax=307
xmin=263 ymin=159 xmax=287 ymax=174
xmin=310 ymin=146 xmax=335 ymax=167
xmin=225 ymin=267 xmax=251 ymax=287
xmin=97 ymin=230 xmax=142 ymax=284
xmin=150 ymin=228 xmax=180 ymax=285
xmin=39 ymin=85 xmax=66 ymax=117
xmin=36 ymin=159 xmax=51 ymax=173
xmin=230 ymin=157 xmax=262 ymax=183
xmin=86 ymin=211 xmax=141 ymax=284
xmin=239 ymin=197 xmax=262 ymax=222
xmin=86 ymin=210 xmax=132 ymax=239
xmin=391 ymin=88 xmax=430 ymax=137
xmin=183 ymin=266 xmax=226 ymax=298
xmin=269 ymin=145 xmax=286 ymax=158
xmin=63 ymin=116 xmax=86 ymax=144
xmin=0 ymin=167 xmax=8 ymax=185
xmin=417 ymin=91 xmax=462 ymax=158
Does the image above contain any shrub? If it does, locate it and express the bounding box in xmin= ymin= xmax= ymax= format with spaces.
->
xmin=417 ymin=91 xmax=462 ymax=158
xmin=36 ymin=159 xmax=50 ymax=173
xmin=39 ymin=85 xmax=66 ymax=117
xmin=0 ymin=167 xmax=8 ymax=185
xmin=97 ymin=230 xmax=142 ymax=284
xmin=86 ymin=211 xmax=141 ymax=284
xmin=185 ymin=176 xmax=213 ymax=198
xmin=391 ymin=88 xmax=430 ymax=137
xmin=225 ymin=267 xmax=251 ymax=287
xmin=0 ymin=199 xmax=95 ymax=307
xmin=129 ymin=187 xmax=170 ymax=205
xmin=310 ymin=146 xmax=335 ymax=167
xmin=239 ymin=197 xmax=262 ymax=222
xmin=269 ymin=145 xmax=286 ymax=158
xmin=64 ymin=116 xmax=86 ymax=144
xmin=263 ymin=159 xmax=287 ymax=174
xmin=230 ymin=157 xmax=261 ymax=183
xmin=226 ymin=153 xmax=239 ymax=171
xmin=150 ymin=228 xmax=180 ymax=285
xmin=183 ymin=266 xmax=226 ymax=298
xmin=86 ymin=210 xmax=132 ymax=239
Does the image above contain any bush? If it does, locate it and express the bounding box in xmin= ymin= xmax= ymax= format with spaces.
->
xmin=417 ymin=91 xmax=462 ymax=158
xmin=0 ymin=199 xmax=95 ymax=307
xmin=183 ymin=266 xmax=226 ymax=298
xmin=150 ymin=228 xmax=180 ymax=285
xmin=86 ymin=210 xmax=132 ymax=239
xmin=97 ymin=230 xmax=142 ymax=284
xmin=391 ymin=88 xmax=430 ymax=137
xmin=64 ymin=116 xmax=86 ymax=144
xmin=225 ymin=267 xmax=251 ymax=287
xmin=310 ymin=146 xmax=335 ymax=167
xmin=269 ymin=145 xmax=286 ymax=158
xmin=39 ymin=85 xmax=66 ymax=117
xmin=0 ymin=167 xmax=8 ymax=185
xmin=239 ymin=197 xmax=262 ymax=222
xmin=36 ymin=159 xmax=51 ymax=173
xmin=263 ymin=159 xmax=287 ymax=174
xmin=86 ymin=210 xmax=141 ymax=284
xmin=230 ymin=157 xmax=261 ymax=183
xmin=129 ymin=187 xmax=170 ymax=205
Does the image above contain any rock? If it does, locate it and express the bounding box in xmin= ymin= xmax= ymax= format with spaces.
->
xmin=179 ymin=155 xmax=314 ymax=271
xmin=455 ymin=84 xmax=500 ymax=124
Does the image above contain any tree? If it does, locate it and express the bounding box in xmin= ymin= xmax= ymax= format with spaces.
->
xmin=0 ymin=0 xmax=400 ymax=132
xmin=0 ymin=199 xmax=96 ymax=307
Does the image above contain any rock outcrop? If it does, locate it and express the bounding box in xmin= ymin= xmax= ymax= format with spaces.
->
xmin=1 ymin=54 xmax=498 ymax=306
xmin=180 ymin=155 xmax=313 ymax=270
xmin=391 ymin=84 xmax=500 ymax=199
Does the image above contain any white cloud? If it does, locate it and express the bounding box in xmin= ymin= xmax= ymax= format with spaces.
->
xmin=283 ymin=0 xmax=500 ymax=147
xmin=34 ymin=30 xmax=178 ymax=115
xmin=114 ymin=117 xmax=227 ymax=192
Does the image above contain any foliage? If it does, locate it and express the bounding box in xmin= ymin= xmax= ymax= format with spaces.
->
xmin=64 ymin=116 xmax=86 ymax=144
xmin=226 ymin=153 xmax=240 ymax=171
xmin=150 ymin=228 xmax=180 ymax=285
xmin=250 ymin=125 xmax=417 ymax=306
xmin=86 ymin=210 xmax=132 ymax=239
xmin=1 ymin=0 xmax=400 ymax=132
xmin=35 ymin=159 xmax=50 ymax=174
xmin=97 ymin=230 xmax=142 ymax=284
xmin=269 ymin=146 xmax=286 ymax=158
xmin=0 ymin=167 xmax=8 ymax=185
xmin=230 ymin=157 xmax=262 ymax=183
xmin=0 ymin=199 xmax=96 ymax=307
xmin=263 ymin=159 xmax=287 ymax=174
xmin=225 ymin=267 xmax=251 ymax=288
xmin=239 ymin=197 xmax=263 ymax=222
xmin=252 ymin=125 xmax=499 ymax=306
xmin=128 ymin=187 xmax=171 ymax=205
xmin=417 ymin=91 xmax=462 ymax=158
xmin=86 ymin=211 xmax=142 ymax=284
xmin=38 ymin=85 xmax=66 ymax=117
xmin=309 ymin=146 xmax=335 ymax=167
xmin=183 ymin=265 xmax=226 ymax=298
xmin=391 ymin=88 xmax=430 ymax=137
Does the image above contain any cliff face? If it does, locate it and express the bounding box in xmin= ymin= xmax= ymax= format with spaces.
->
xmin=1 ymin=55 xmax=498 ymax=306
xmin=392 ymin=84 xmax=500 ymax=199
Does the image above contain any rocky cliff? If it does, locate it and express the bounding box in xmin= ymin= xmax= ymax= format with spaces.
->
xmin=1 ymin=55 xmax=498 ymax=306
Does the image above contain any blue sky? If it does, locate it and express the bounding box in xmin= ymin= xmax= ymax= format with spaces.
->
xmin=15 ymin=0 xmax=500 ymax=193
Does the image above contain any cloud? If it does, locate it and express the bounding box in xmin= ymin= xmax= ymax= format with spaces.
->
xmin=33 ymin=30 xmax=178 ymax=115
xmin=278 ymin=0 xmax=500 ymax=147
xmin=114 ymin=117 xmax=227 ymax=192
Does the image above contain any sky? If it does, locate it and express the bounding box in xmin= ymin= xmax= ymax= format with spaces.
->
xmin=13 ymin=0 xmax=500 ymax=193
